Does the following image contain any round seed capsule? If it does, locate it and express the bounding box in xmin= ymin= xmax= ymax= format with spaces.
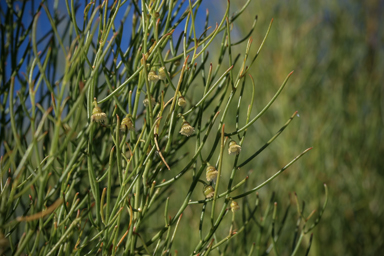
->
xmin=204 ymin=185 xmax=215 ymax=198
xmin=148 ymin=71 xmax=160 ymax=82
xmin=179 ymin=121 xmax=195 ymax=137
xmin=91 ymin=98 xmax=107 ymax=124
xmin=178 ymin=96 xmax=186 ymax=107
xmin=230 ymin=200 xmax=240 ymax=212
xmin=206 ymin=165 xmax=218 ymax=182
xmin=121 ymin=114 xmax=134 ymax=132
xmin=158 ymin=67 xmax=169 ymax=81
xmin=228 ymin=140 xmax=241 ymax=155
xmin=143 ymin=96 xmax=156 ymax=107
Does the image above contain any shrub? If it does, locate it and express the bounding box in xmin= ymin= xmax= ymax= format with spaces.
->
xmin=0 ymin=0 xmax=326 ymax=255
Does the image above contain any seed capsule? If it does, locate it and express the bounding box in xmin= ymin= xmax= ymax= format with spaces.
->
xmin=204 ymin=185 xmax=215 ymax=198
xmin=179 ymin=120 xmax=195 ymax=137
xmin=158 ymin=67 xmax=169 ymax=81
xmin=148 ymin=71 xmax=160 ymax=82
xmin=230 ymin=200 xmax=240 ymax=212
xmin=143 ymin=96 xmax=156 ymax=107
xmin=91 ymin=98 xmax=107 ymax=124
xmin=228 ymin=140 xmax=241 ymax=155
xmin=120 ymin=114 xmax=134 ymax=132
xmin=206 ymin=164 xmax=218 ymax=182
xmin=178 ymin=96 xmax=186 ymax=107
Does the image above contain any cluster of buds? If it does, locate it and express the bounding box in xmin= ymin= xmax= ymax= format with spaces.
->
xmin=143 ymin=96 xmax=156 ymax=107
xmin=206 ymin=163 xmax=218 ymax=183
xmin=120 ymin=114 xmax=134 ymax=132
xmin=228 ymin=140 xmax=241 ymax=155
xmin=91 ymin=98 xmax=107 ymax=124
xmin=179 ymin=117 xmax=194 ymax=137
xmin=203 ymin=185 xmax=215 ymax=198
xmin=147 ymin=67 xmax=170 ymax=83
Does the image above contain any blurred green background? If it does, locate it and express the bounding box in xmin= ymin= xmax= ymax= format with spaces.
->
xmin=194 ymin=0 xmax=384 ymax=255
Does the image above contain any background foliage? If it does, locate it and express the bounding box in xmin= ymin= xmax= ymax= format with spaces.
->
xmin=223 ymin=0 xmax=384 ymax=255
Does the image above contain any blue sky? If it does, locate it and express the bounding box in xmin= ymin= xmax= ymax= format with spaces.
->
xmin=0 ymin=0 xmax=232 ymax=90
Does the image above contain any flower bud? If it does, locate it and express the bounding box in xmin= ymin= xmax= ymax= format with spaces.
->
xmin=178 ymin=96 xmax=186 ymax=107
xmin=204 ymin=185 xmax=215 ymax=198
xmin=91 ymin=98 xmax=107 ymax=124
xmin=179 ymin=120 xmax=195 ymax=137
xmin=158 ymin=67 xmax=169 ymax=81
xmin=120 ymin=114 xmax=134 ymax=132
xmin=228 ymin=140 xmax=241 ymax=155
xmin=148 ymin=71 xmax=159 ymax=82
xmin=230 ymin=200 xmax=240 ymax=212
xmin=206 ymin=164 xmax=218 ymax=182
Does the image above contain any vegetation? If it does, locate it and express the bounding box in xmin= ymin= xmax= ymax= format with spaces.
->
xmin=228 ymin=0 xmax=384 ymax=255
xmin=8 ymin=0 xmax=384 ymax=255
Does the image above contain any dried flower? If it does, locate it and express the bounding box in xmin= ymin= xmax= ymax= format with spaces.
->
xmin=204 ymin=185 xmax=215 ymax=198
xmin=120 ymin=114 xmax=134 ymax=132
xmin=148 ymin=71 xmax=159 ymax=82
xmin=91 ymin=98 xmax=107 ymax=124
xmin=206 ymin=164 xmax=218 ymax=182
xmin=228 ymin=140 xmax=241 ymax=155
xmin=179 ymin=119 xmax=194 ymax=137
xmin=178 ymin=96 xmax=186 ymax=107
xmin=158 ymin=67 xmax=169 ymax=81
xmin=230 ymin=200 xmax=240 ymax=212
xmin=143 ymin=96 xmax=156 ymax=107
